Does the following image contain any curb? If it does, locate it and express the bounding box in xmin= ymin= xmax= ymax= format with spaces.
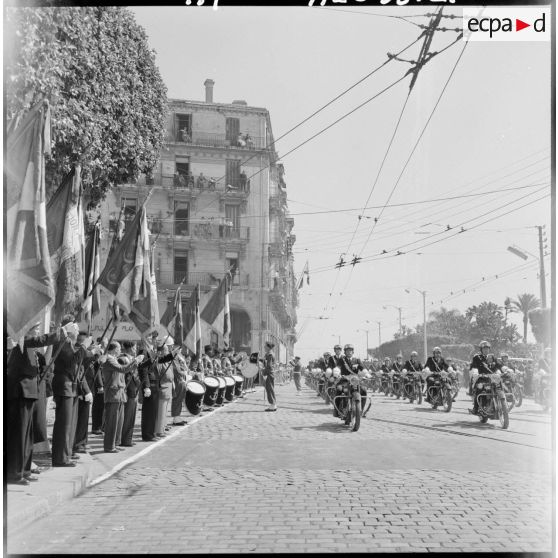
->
xmin=7 ymin=389 xmax=258 ymax=534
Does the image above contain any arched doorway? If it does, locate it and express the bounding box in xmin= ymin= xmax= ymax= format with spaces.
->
xmin=231 ymin=309 xmax=251 ymax=353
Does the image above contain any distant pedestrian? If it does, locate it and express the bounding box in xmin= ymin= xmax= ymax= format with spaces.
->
xmin=262 ymin=341 xmax=277 ymax=412
xmin=292 ymin=356 xmax=302 ymax=394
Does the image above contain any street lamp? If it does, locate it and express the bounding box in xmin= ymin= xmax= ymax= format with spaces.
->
xmin=507 ymin=238 xmax=547 ymax=307
xmin=383 ymin=305 xmax=403 ymax=336
xmin=405 ymin=288 xmax=427 ymax=363
xmin=356 ymin=328 xmax=370 ymax=358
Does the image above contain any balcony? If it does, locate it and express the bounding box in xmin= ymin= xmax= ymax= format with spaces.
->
xmin=157 ymin=270 xmax=249 ymax=289
xmin=153 ymin=219 xmax=250 ymax=243
xmin=170 ymin=131 xmax=266 ymax=150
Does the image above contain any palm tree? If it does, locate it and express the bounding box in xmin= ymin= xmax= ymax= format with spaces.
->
xmin=504 ymin=297 xmax=515 ymax=325
xmin=510 ymin=294 xmax=541 ymax=343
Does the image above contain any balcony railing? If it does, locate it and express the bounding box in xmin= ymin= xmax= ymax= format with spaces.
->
xmin=171 ymin=131 xmax=266 ymax=150
xmin=171 ymin=174 xmax=250 ymax=192
xmin=157 ymin=270 xmax=249 ymax=288
xmin=149 ymin=219 xmax=250 ymax=242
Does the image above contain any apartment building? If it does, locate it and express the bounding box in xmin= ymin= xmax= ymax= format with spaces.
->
xmin=91 ymin=80 xmax=298 ymax=361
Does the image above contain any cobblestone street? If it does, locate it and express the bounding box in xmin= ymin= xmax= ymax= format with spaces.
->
xmin=8 ymin=381 xmax=553 ymax=554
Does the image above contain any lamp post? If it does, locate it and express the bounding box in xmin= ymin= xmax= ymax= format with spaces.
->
xmin=405 ymin=288 xmax=427 ymax=363
xmin=357 ymin=329 xmax=370 ymax=358
xmin=507 ymin=236 xmax=547 ymax=307
xmin=376 ymin=321 xmax=381 ymax=350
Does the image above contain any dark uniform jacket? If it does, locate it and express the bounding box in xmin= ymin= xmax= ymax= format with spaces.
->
xmin=380 ymin=364 xmax=392 ymax=374
xmin=424 ymin=356 xmax=449 ymax=374
xmin=338 ymin=356 xmax=364 ymax=376
xmin=6 ymin=330 xmax=63 ymax=400
xmin=404 ymin=360 xmax=423 ymax=374
xmin=51 ymin=339 xmax=93 ymax=398
xmin=392 ymin=361 xmax=405 ymax=374
xmin=138 ymin=352 xmax=175 ymax=392
xmin=470 ymin=353 xmax=500 ymax=375
xmin=102 ymin=355 xmax=136 ymax=403
xmin=122 ymin=354 xmax=142 ymax=399
xmin=327 ymin=354 xmax=344 ymax=370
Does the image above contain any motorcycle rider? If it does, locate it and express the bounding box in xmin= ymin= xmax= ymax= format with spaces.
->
xmin=370 ymin=358 xmax=381 ymax=373
xmin=332 ymin=344 xmax=367 ymax=417
xmin=404 ymin=351 xmax=424 ymax=395
xmin=424 ymin=347 xmax=449 ymax=403
xmin=328 ymin=344 xmax=344 ymax=370
xmin=468 ymin=340 xmax=498 ymax=415
xmin=380 ymin=356 xmax=392 ymax=394
xmin=392 ymin=355 xmax=405 ymax=397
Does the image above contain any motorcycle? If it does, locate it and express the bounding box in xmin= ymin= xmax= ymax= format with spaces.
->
xmin=332 ymin=372 xmax=367 ymax=432
xmin=380 ymin=372 xmax=391 ymax=396
xmin=500 ymin=367 xmax=522 ymax=411
xmin=368 ymin=370 xmax=381 ymax=393
xmin=403 ymin=370 xmax=423 ymax=404
xmin=447 ymin=369 xmax=460 ymax=402
xmin=473 ymin=371 xmax=509 ymax=429
xmin=323 ymin=368 xmax=337 ymax=405
xmin=425 ymin=369 xmax=453 ymax=412
xmin=390 ymin=371 xmax=404 ymax=399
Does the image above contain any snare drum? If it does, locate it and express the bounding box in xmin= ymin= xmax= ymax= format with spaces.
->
xmin=216 ymin=376 xmax=226 ymax=406
xmin=203 ymin=375 xmax=220 ymax=407
xmin=224 ymin=375 xmax=236 ymax=402
xmin=185 ymin=380 xmax=206 ymax=416
xmin=233 ymin=374 xmax=244 ymax=397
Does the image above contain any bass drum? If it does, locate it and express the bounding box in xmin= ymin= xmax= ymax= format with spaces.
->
xmin=216 ymin=376 xmax=226 ymax=406
xmin=203 ymin=376 xmax=220 ymax=407
xmin=185 ymin=380 xmax=206 ymax=416
xmin=224 ymin=375 xmax=236 ymax=402
xmin=241 ymin=362 xmax=259 ymax=379
xmin=233 ymin=374 xmax=244 ymax=397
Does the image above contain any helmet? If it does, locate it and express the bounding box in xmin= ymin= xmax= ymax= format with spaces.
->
xmin=384 ymin=356 xmax=391 ymax=362
xmin=396 ymin=354 xmax=403 ymax=360
xmin=433 ymin=346 xmax=441 ymax=354
xmin=333 ymin=344 xmax=342 ymax=351
xmin=344 ymin=344 xmax=354 ymax=351
xmin=501 ymin=353 xmax=509 ymax=359
xmin=323 ymin=351 xmax=331 ymax=357
xmin=479 ymin=340 xmax=491 ymax=349
xmin=410 ymin=351 xmax=418 ymax=357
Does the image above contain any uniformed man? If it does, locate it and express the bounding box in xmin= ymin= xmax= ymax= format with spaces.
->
xmin=404 ymin=350 xmax=425 ymax=393
xmin=468 ymin=340 xmax=497 ymax=415
xmin=424 ymin=347 xmax=449 ymax=404
xmin=262 ymin=341 xmax=277 ymax=411
xmin=327 ymin=344 xmax=344 ymax=370
xmin=7 ymin=323 xmax=66 ymax=483
xmin=120 ymin=341 xmax=142 ymax=446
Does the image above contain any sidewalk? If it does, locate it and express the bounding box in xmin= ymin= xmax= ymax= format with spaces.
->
xmin=6 ymin=386 xmax=266 ymax=535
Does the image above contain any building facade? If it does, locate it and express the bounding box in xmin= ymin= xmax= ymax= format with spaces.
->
xmin=91 ymin=80 xmax=298 ymax=361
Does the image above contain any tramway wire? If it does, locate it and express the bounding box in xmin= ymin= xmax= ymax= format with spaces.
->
xmin=308 ymin=187 xmax=549 ymax=275
xmin=326 ymin=26 xmax=465 ymax=314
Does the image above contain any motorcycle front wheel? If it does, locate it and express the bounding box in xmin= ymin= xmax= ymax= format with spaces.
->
xmin=497 ymin=397 xmax=509 ymax=429
xmin=442 ymin=388 xmax=452 ymax=412
xmin=514 ymin=386 xmax=523 ymax=408
xmin=417 ymin=385 xmax=423 ymax=405
xmin=352 ymin=399 xmax=361 ymax=432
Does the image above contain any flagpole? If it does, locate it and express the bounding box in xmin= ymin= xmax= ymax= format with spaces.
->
xmin=99 ymin=316 xmax=114 ymax=341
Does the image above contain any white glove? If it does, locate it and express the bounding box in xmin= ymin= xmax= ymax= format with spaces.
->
xmin=135 ymin=355 xmax=145 ymax=364
xmin=84 ymin=392 xmax=93 ymax=403
xmin=144 ymin=388 xmax=151 ymax=398
xmin=99 ymin=355 xmax=108 ymax=364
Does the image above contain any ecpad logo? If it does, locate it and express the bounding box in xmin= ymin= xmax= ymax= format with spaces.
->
xmin=463 ymin=8 xmax=550 ymax=41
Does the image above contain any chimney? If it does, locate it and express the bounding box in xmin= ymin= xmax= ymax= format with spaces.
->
xmin=204 ymin=79 xmax=215 ymax=103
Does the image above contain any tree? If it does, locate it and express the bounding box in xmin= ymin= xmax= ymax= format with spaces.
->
xmin=5 ymin=6 xmax=167 ymax=205
xmin=427 ymin=307 xmax=469 ymax=339
xmin=510 ymin=294 xmax=540 ymax=343
xmin=465 ymin=301 xmax=520 ymax=350
xmin=528 ymin=307 xmax=550 ymax=347
xmin=394 ymin=325 xmax=415 ymax=339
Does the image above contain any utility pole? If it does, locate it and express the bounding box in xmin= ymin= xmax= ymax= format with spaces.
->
xmin=537 ymin=225 xmax=547 ymax=308
xmin=376 ymin=321 xmax=382 ymax=350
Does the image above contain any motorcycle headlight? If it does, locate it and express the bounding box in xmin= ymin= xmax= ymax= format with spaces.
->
xmin=476 ymin=383 xmax=484 ymax=390
xmin=343 ymin=387 xmax=349 ymax=394
xmin=333 ymin=367 xmax=341 ymax=378
xmin=325 ymin=368 xmax=332 ymax=378
xmin=349 ymin=375 xmax=360 ymax=387
xmin=336 ymin=385 xmax=343 ymax=392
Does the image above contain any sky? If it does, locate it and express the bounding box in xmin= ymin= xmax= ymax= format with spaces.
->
xmin=131 ymin=5 xmax=552 ymax=361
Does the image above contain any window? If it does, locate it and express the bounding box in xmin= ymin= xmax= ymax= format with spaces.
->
xmin=174 ymin=201 xmax=189 ymax=236
xmin=225 ymin=159 xmax=241 ymax=189
xmin=175 ymin=162 xmax=190 ymax=188
xmin=225 ymin=117 xmax=240 ymax=144
xmin=226 ymin=254 xmax=240 ymax=285
xmin=174 ymin=250 xmax=188 ymax=285
xmin=175 ymin=114 xmax=192 ymax=142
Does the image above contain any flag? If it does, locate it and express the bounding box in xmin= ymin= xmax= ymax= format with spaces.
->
xmin=297 ymin=261 xmax=309 ymax=290
xmin=150 ymin=247 xmax=160 ymax=328
xmin=6 ymin=100 xmax=55 ymax=343
xmin=82 ymin=219 xmax=101 ymax=332
xmin=46 ymin=166 xmax=85 ymax=322
xmin=223 ymin=274 xmax=232 ymax=349
xmin=184 ymin=285 xmax=203 ymax=356
xmin=161 ymin=283 xmax=184 ymax=346
xmin=200 ymin=272 xmax=230 ymax=337
xmin=97 ymin=204 xmax=157 ymax=334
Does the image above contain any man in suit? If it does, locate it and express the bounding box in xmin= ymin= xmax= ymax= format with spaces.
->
xmin=7 ymin=323 xmax=66 ymax=484
xmin=72 ymin=333 xmax=100 ymax=454
xmin=170 ymin=347 xmax=189 ymax=426
xmin=120 ymin=341 xmax=141 ymax=447
xmin=51 ymin=315 xmax=95 ymax=467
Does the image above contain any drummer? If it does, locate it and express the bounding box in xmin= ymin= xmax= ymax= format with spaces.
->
xmin=202 ymin=345 xmax=214 ymax=374
xmin=170 ymin=346 xmax=189 ymax=426
xmin=212 ymin=349 xmax=223 ymax=376
xmin=221 ymin=348 xmax=234 ymax=375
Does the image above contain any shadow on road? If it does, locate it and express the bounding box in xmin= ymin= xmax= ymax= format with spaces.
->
xmin=291 ymin=422 xmax=348 ymax=433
